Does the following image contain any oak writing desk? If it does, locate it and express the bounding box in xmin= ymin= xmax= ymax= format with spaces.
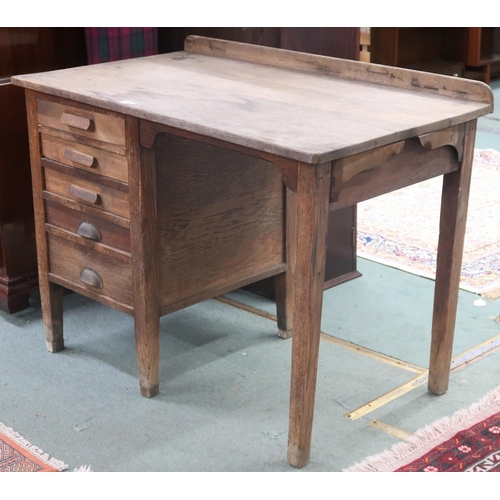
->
xmin=12 ymin=36 xmax=493 ymax=468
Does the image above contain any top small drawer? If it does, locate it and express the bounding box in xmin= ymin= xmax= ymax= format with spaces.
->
xmin=37 ymin=98 xmax=126 ymax=146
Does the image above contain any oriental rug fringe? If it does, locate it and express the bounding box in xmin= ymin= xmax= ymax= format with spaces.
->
xmin=357 ymin=149 xmax=500 ymax=299
xmin=344 ymin=385 xmax=500 ymax=472
xmin=0 ymin=422 xmax=91 ymax=472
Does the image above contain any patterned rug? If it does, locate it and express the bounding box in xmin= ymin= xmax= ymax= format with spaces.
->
xmin=344 ymin=385 xmax=500 ymax=472
xmin=357 ymin=149 xmax=500 ymax=298
xmin=0 ymin=422 xmax=68 ymax=472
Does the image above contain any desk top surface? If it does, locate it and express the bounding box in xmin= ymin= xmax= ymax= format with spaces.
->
xmin=12 ymin=36 xmax=494 ymax=163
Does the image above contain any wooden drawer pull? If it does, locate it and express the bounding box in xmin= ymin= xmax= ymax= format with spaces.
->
xmin=64 ymin=148 xmax=95 ymax=168
xmin=69 ymin=185 xmax=100 ymax=205
xmin=77 ymin=221 xmax=101 ymax=241
xmin=80 ymin=268 xmax=103 ymax=288
xmin=60 ymin=112 xmax=92 ymax=131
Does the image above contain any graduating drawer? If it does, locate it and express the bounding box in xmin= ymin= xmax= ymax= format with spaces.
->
xmin=44 ymin=168 xmax=130 ymax=219
xmin=45 ymin=200 xmax=130 ymax=253
xmin=47 ymin=233 xmax=133 ymax=307
xmin=41 ymin=135 xmax=128 ymax=183
xmin=37 ymin=98 xmax=126 ymax=146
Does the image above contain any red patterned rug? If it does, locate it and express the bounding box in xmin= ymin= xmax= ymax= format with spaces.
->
xmin=344 ymin=385 xmax=500 ymax=472
xmin=0 ymin=423 xmax=68 ymax=472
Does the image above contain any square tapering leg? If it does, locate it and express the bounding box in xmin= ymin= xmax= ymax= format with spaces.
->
xmin=129 ymin=118 xmax=161 ymax=398
xmin=428 ymin=120 xmax=477 ymax=395
xmin=287 ymin=162 xmax=331 ymax=468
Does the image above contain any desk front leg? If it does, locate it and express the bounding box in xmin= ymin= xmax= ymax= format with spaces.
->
xmin=429 ymin=120 xmax=477 ymax=394
xmin=287 ymin=162 xmax=331 ymax=468
xmin=25 ymin=91 xmax=65 ymax=352
xmin=130 ymin=120 xmax=161 ymax=398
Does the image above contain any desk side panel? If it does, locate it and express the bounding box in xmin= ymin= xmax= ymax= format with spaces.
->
xmin=154 ymin=132 xmax=285 ymax=311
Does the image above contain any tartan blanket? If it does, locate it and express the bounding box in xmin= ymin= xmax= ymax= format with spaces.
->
xmin=85 ymin=28 xmax=158 ymax=64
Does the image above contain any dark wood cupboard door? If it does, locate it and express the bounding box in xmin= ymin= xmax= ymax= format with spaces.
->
xmin=158 ymin=27 xmax=281 ymax=53
xmin=0 ymin=82 xmax=37 ymax=312
xmin=0 ymin=28 xmax=87 ymax=313
xmin=370 ymin=28 xmax=473 ymax=79
xmin=280 ymin=27 xmax=360 ymax=60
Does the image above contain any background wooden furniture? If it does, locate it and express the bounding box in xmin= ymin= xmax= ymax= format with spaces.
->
xmin=371 ymin=27 xmax=500 ymax=83
xmin=465 ymin=28 xmax=500 ymax=84
xmin=13 ymin=36 xmax=492 ymax=468
xmin=371 ymin=27 xmax=467 ymax=77
xmin=0 ymin=28 xmax=86 ymax=313
xmin=159 ymin=28 xmax=362 ymax=293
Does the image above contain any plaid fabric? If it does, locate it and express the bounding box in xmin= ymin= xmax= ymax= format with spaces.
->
xmin=85 ymin=28 xmax=158 ymax=64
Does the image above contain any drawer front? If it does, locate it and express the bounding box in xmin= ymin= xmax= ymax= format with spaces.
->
xmin=37 ymin=98 xmax=126 ymax=146
xmin=45 ymin=200 xmax=130 ymax=253
xmin=41 ymin=135 xmax=128 ymax=183
xmin=47 ymin=234 xmax=133 ymax=306
xmin=44 ymin=168 xmax=130 ymax=219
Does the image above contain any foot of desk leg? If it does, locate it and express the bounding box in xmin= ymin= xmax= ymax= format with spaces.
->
xmin=278 ymin=329 xmax=293 ymax=339
xmin=287 ymin=444 xmax=311 ymax=469
xmin=135 ymin=314 xmax=160 ymax=398
xmin=46 ymin=337 xmax=65 ymax=353
xmin=287 ymin=162 xmax=331 ymax=469
xmin=428 ymin=120 xmax=476 ymax=395
xmin=140 ymin=384 xmax=159 ymax=398
xmin=41 ymin=281 xmax=64 ymax=353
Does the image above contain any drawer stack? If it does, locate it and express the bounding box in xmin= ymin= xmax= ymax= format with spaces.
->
xmin=36 ymin=96 xmax=134 ymax=313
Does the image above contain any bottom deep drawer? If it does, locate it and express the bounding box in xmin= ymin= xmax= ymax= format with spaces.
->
xmin=47 ymin=233 xmax=133 ymax=307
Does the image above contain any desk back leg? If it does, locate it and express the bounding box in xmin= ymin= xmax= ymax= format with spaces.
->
xmin=428 ymin=120 xmax=477 ymax=395
xmin=287 ymin=162 xmax=331 ymax=468
xmin=129 ymin=118 xmax=161 ymax=398
xmin=275 ymin=187 xmax=297 ymax=339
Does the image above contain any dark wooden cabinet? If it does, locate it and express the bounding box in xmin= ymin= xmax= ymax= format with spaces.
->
xmin=465 ymin=28 xmax=500 ymax=84
xmin=0 ymin=82 xmax=37 ymax=313
xmin=371 ymin=27 xmax=500 ymax=84
xmin=158 ymin=28 xmax=362 ymax=295
xmin=371 ymin=27 xmax=467 ymax=77
xmin=158 ymin=27 xmax=281 ymax=52
xmin=0 ymin=28 xmax=87 ymax=313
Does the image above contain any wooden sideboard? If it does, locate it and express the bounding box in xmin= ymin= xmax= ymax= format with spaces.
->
xmin=371 ymin=27 xmax=500 ymax=84
xmin=0 ymin=28 xmax=86 ymax=313
xmin=465 ymin=28 xmax=500 ymax=84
